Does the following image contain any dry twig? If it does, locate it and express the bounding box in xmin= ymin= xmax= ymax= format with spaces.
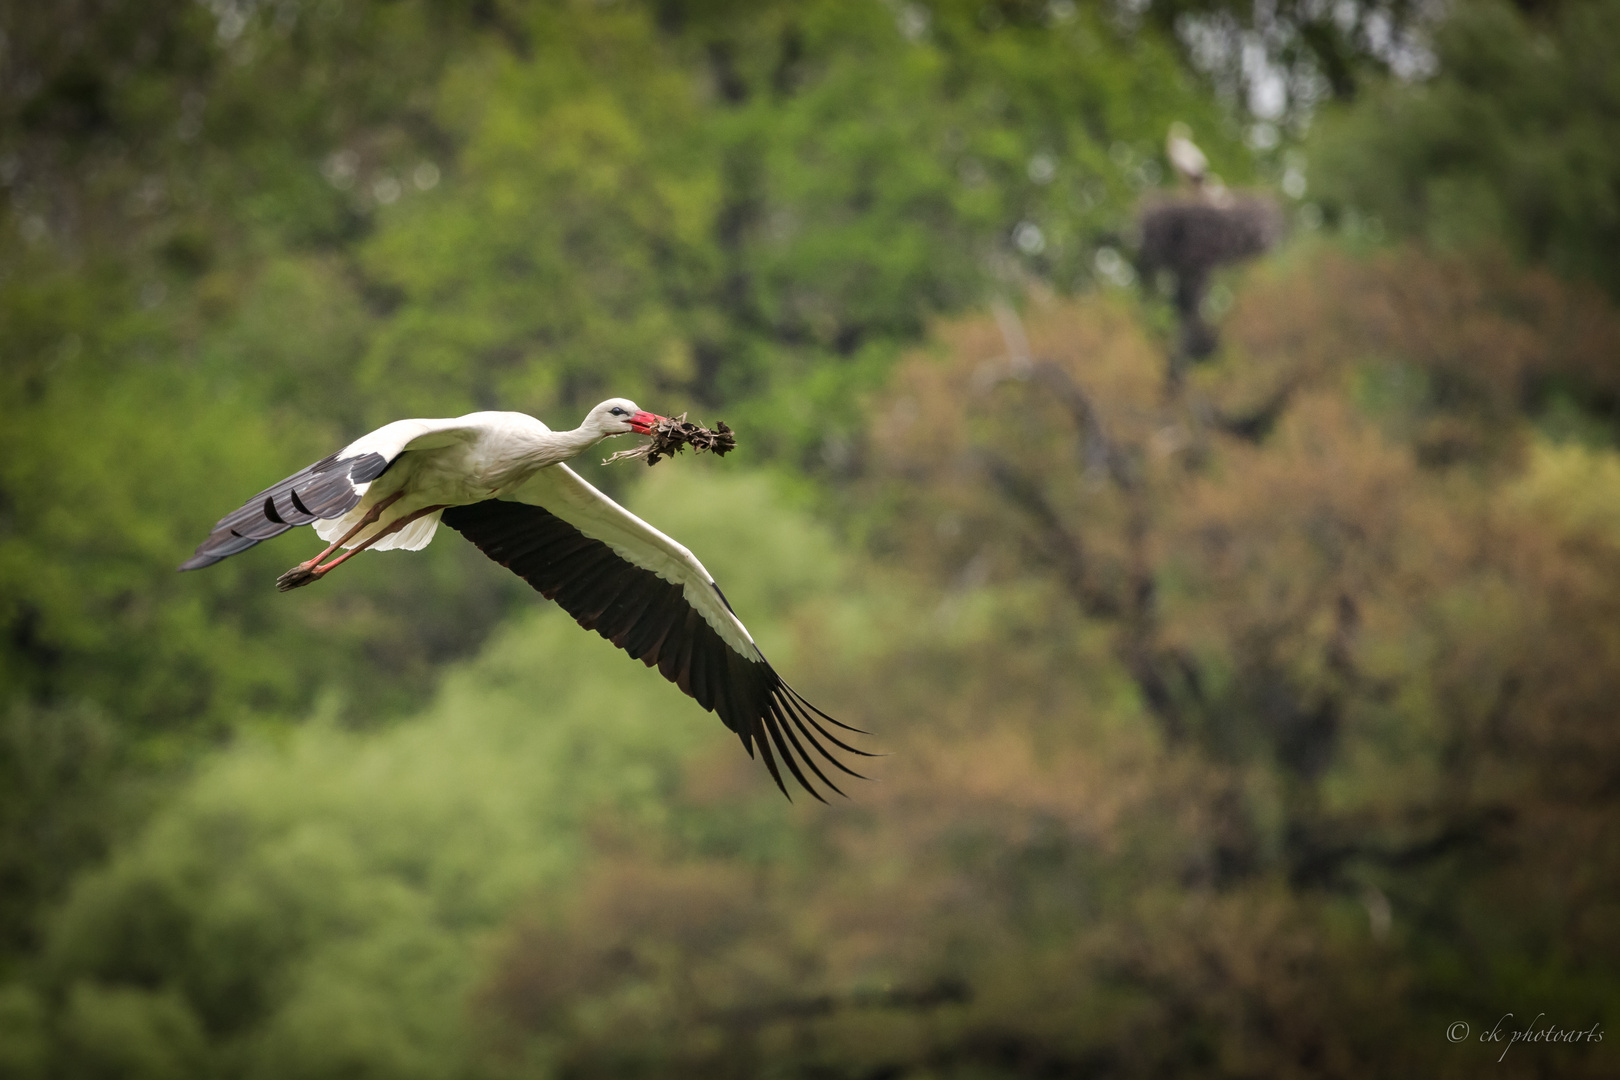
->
xmin=603 ymin=413 xmax=737 ymax=466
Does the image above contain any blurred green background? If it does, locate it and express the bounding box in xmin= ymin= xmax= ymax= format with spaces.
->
xmin=4 ymin=1 xmax=1620 ymax=1076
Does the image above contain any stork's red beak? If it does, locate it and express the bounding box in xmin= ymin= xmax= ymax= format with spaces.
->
xmin=628 ymin=411 xmax=666 ymax=435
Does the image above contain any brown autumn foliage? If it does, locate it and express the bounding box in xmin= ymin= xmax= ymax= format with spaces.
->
xmin=475 ymin=247 xmax=1620 ymax=1079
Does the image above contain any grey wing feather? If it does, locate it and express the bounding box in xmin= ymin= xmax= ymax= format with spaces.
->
xmin=178 ymin=451 xmax=392 ymax=570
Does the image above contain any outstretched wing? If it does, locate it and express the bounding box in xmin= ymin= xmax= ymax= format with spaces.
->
xmin=178 ymin=417 xmax=478 ymax=571
xmin=440 ymin=465 xmax=868 ymax=801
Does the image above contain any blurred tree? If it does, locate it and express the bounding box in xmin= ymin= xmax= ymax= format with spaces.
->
xmin=1310 ymin=0 xmax=1620 ymax=298
xmin=1139 ymin=0 xmax=1439 ymax=113
xmin=0 ymin=0 xmax=523 ymax=968
xmin=470 ymin=248 xmax=1620 ymax=1077
xmin=19 ymin=248 xmax=1620 ymax=1077
xmin=1 ymin=0 xmax=1240 ymax=974
xmin=32 ymin=468 xmax=839 ymax=1080
xmin=11 ymin=1 xmax=1620 ymax=1076
xmin=362 ymin=0 xmax=1242 ymax=456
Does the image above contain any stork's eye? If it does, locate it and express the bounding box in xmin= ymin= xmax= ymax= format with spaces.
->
xmin=610 ymin=407 xmax=626 ymax=416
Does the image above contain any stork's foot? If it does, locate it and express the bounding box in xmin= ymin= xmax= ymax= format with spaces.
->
xmin=276 ymin=563 xmax=324 ymax=591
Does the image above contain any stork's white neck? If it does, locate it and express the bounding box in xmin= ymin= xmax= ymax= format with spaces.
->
xmin=518 ymin=420 xmax=611 ymax=472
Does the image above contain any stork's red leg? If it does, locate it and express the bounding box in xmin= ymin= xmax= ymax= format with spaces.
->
xmin=310 ymin=491 xmax=405 ymax=562
xmin=276 ymin=502 xmax=448 ymax=591
xmin=275 ymin=491 xmax=404 ymax=592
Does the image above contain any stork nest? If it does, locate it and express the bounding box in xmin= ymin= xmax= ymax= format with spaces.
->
xmin=1136 ymin=192 xmax=1283 ymax=276
xmin=604 ymin=414 xmax=737 ymax=467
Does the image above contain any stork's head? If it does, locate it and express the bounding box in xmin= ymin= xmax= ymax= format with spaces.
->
xmin=586 ymin=398 xmax=666 ymax=438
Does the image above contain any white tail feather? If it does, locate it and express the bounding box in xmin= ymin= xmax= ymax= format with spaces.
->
xmin=313 ymin=504 xmax=442 ymax=551
xmin=370 ymin=511 xmax=442 ymax=552
xmin=313 ymin=504 xmax=366 ymax=544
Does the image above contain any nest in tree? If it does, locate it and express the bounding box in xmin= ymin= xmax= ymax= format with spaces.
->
xmin=603 ymin=414 xmax=738 ymax=467
xmin=1137 ymin=192 xmax=1283 ymax=279
xmin=1137 ymin=191 xmax=1284 ymax=361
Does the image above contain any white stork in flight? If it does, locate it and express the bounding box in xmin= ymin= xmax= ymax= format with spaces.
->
xmin=179 ymin=399 xmax=867 ymax=801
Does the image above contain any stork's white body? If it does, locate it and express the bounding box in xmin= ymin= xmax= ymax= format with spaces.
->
xmin=315 ymin=411 xmax=594 ymax=554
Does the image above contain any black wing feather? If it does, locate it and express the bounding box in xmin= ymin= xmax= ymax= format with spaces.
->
xmin=179 ymin=451 xmax=393 ymax=571
xmin=441 ymin=498 xmax=869 ymax=800
xmin=768 ymin=698 xmax=845 ymax=800
xmin=622 ymin=586 xmax=682 ymax=661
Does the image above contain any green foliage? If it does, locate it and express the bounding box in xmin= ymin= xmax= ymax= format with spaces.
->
xmin=4 ymin=0 xmax=1620 ymax=1076
xmin=1 ymin=0 xmax=1238 ymax=977
xmin=0 ymin=0 xmax=524 ymax=959
xmin=1137 ymin=0 xmax=1438 ymax=106
xmin=358 ymin=7 xmax=716 ymax=421
xmin=27 ymin=253 xmax=1620 ymax=1078
xmin=36 ymin=470 xmax=827 ymax=1079
xmin=55 ymin=984 xmax=207 ymax=1080
xmin=361 ymin=0 xmax=1240 ymax=449
xmin=0 ymin=702 xmax=124 ymax=970
xmin=1310 ymin=0 xmax=1620 ymax=296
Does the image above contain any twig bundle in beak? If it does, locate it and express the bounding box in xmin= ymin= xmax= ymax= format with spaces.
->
xmin=604 ymin=413 xmax=738 ymax=467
